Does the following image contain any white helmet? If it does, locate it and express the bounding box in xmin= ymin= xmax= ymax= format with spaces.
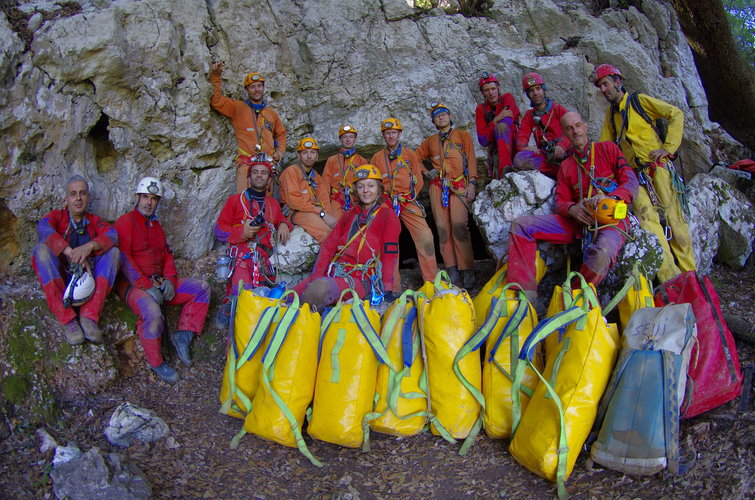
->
xmin=63 ymin=267 xmax=96 ymax=308
xmin=136 ymin=177 xmax=163 ymax=197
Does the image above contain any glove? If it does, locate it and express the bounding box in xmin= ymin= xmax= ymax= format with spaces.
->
xmin=427 ymin=169 xmax=439 ymax=180
xmin=146 ymin=285 xmax=164 ymax=305
xmin=160 ymin=279 xmax=175 ymax=301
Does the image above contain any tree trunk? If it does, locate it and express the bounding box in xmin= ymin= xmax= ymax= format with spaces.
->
xmin=670 ymin=0 xmax=755 ymax=150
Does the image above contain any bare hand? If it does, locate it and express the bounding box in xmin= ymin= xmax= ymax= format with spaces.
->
xmin=466 ymin=183 xmax=476 ymax=204
xmin=323 ymin=213 xmax=338 ymax=229
xmin=649 ymin=148 xmax=670 ymax=162
xmin=568 ymin=200 xmax=595 ymax=226
xmin=277 ymin=223 xmax=290 ymax=244
xmin=553 ymin=145 xmax=566 ymax=160
xmin=66 ymin=242 xmax=94 ymax=267
xmin=243 ymin=219 xmax=261 ymax=240
xmin=586 ymin=193 xmax=607 ymax=210
xmin=494 ymin=108 xmax=513 ymax=122
xmin=210 ymin=61 xmax=223 ymax=75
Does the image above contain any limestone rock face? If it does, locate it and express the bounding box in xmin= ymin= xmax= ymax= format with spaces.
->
xmin=0 ymin=0 xmax=746 ymax=270
xmin=471 ymin=171 xmax=556 ymax=261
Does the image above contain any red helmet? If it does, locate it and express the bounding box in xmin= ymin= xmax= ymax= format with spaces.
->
xmin=247 ymin=152 xmax=274 ymax=173
xmin=522 ymin=72 xmax=545 ymax=92
xmin=478 ymin=72 xmax=499 ymax=90
xmin=591 ymin=64 xmax=622 ymax=86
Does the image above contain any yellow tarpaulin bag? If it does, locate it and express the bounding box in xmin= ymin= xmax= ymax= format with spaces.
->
xmin=473 ymin=252 xmax=546 ymax=329
xmin=477 ymin=284 xmax=542 ymax=439
xmin=308 ymin=289 xmax=392 ymax=449
xmin=238 ymin=291 xmax=322 ymax=465
xmin=219 ymin=285 xmax=279 ymax=418
xmin=510 ymin=274 xmax=620 ymax=499
xmin=368 ymin=290 xmax=428 ymax=438
xmin=543 ymin=273 xmax=603 ymax=359
xmin=601 ymin=266 xmax=654 ymax=331
xmin=419 ymin=272 xmax=482 ymax=444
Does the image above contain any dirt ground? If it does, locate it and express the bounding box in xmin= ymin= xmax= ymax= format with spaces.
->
xmin=0 ymin=259 xmax=753 ymax=499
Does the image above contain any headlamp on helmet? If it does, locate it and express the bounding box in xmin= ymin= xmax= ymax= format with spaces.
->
xmin=243 ymin=72 xmax=265 ymax=87
xmin=354 ymin=164 xmax=382 ymax=182
xmin=478 ymin=71 xmax=500 ymax=89
xmin=380 ymin=118 xmax=403 ymax=132
xmin=429 ymin=102 xmax=450 ymax=118
xmin=338 ymin=124 xmax=358 ymax=137
xmin=297 ymin=137 xmax=319 ymax=151
xmin=136 ymin=177 xmax=164 ymax=197
xmin=63 ymin=265 xmax=96 ymax=308
xmin=522 ymin=72 xmax=546 ymax=92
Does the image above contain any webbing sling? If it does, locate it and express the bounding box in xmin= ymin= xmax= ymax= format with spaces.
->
xmin=602 ymin=264 xmax=652 ymax=316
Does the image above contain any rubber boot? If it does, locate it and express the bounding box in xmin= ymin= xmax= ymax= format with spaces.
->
xmin=171 ymin=330 xmax=195 ymax=367
xmin=151 ymin=362 xmax=178 ymax=384
xmin=214 ymin=301 xmax=232 ymax=330
xmin=462 ymin=269 xmax=476 ymax=290
xmin=445 ymin=266 xmax=460 ymax=286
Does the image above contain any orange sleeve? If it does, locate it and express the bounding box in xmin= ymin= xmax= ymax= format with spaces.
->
xmin=322 ymin=155 xmax=340 ymax=194
xmin=460 ymin=130 xmax=478 ymax=179
xmin=404 ymin=148 xmax=424 ymax=193
xmin=371 ymin=151 xmax=392 ymax=193
xmin=415 ymin=137 xmax=437 ymax=174
xmin=279 ymin=165 xmax=322 ymax=214
xmin=209 ymin=73 xmax=239 ymax=119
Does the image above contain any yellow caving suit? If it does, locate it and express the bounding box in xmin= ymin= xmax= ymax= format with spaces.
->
xmin=600 ymin=92 xmax=696 ymax=282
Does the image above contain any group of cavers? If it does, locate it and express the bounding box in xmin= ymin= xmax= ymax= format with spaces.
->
xmin=32 ymin=61 xmax=697 ymax=385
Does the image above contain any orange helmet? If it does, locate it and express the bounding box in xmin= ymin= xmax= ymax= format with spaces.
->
xmin=522 ymin=72 xmax=545 ymax=92
xmin=243 ymin=72 xmax=265 ymax=87
xmin=354 ymin=164 xmax=382 ymax=182
xmin=590 ymin=64 xmax=622 ymax=87
xmin=380 ymin=118 xmax=403 ymax=132
xmin=590 ymin=198 xmax=628 ymax=225
xmin=338 ymin=124 xmax=358 ymax=137
xmin=297 ymin=137 xmax=319 ymax=151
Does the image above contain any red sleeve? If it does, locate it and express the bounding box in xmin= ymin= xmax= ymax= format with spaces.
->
xmin=601 ymin=142 xmax=638 ymax=203
xmin=475 ymin=104 xmax=494 ymax=148
xmin=214 ymin=195 xmax=247 ymax=244
xmin=555 ymin=159 xmax=579 ymax=218
xmin=310 ymin=212 xmax=352 ymax=278
xmin=377 ymin=209 xmax=401 ymax=291
xmin=88 ymin=214 xmax=117 ymax=253
xmin=517 ymin=110 xmax=534 ymax=150
xmin=37 ymin=209 xmax=69 ymax=255
xmin=503 ymin=93 xmax=521 ymax=124
xmin=115 ymin=214 xmax=153 ymax=289
xmin=269 ymin=199 xmax=293 ymax=231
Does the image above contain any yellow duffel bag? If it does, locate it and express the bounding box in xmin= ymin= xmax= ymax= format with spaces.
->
xmin=543 ymin=273 xmax=603 ymax=359
xmin=420 ymin=272 xmax=481 ymax=443
xmin=510 ymin=279 xmax=620 ymax=498
xmin=600 ymin=266 xmax=654 ymax=331
xmin=241 ymin=291 xmax=322 ymax=465
xmin=479 ymin=285 xmax=541 ymax=439
xmin=308 ymin=289 xmax=392 ymax=449
xmin=219 ymin=285 xmax=280 ymax=419
xmin=369 ymin=290 xmax=428 ymax=439
xmin=473 ymin=252 xmax=546 ymax=329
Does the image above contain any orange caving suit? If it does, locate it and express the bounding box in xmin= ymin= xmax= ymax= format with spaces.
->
xmin=279 ymin=163 xmax=334 ymax=243
xmin=322 ymin=149 xmax=368 ymax=219
xmin=210 ymin=72 xmax=287 ymax=193
xmin=371 ymin=144 xmax=438 ymax=290
xmin=416 ymin=128 xmax=477 ymax=272
xmin=600 ymin=92 xmax=695 ymax=282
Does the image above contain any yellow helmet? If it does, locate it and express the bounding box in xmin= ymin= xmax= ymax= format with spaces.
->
xmin=591 ymin=198 xmax=628 ymax=225
xmin=338 ymin=124 xmax=358 ymax=137
xmin=243 ymin=72 xmax=265 ymax=87
xmin=297 ymin=137 xmax=319 ymax=151
xmin=354 ymin=164 xmax=382 ymax=182
xmin=429 ymin=102 xmax=450 ymax=118
xmin=380 ymin=118 xmax=403 ymax=132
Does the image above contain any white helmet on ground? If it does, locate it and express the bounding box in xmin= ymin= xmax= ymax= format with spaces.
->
xmin=63 ymin=267 xmax=96 ymax=308
xmin=136 ymin=177 xmax=163 ymax=197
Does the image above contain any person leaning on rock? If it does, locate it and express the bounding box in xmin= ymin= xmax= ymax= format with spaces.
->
xmin=293 ymin=164 xmax=401 ymax=310
xmin=322 ymin=124 xmax=368 ymax=219
xmin=474 ymin=71 xmax=521 ymax=179
xmin=371 ymin=118 xmax=438 ymax=290
xmin=506 ymin=112 xmax=639 ymax=314
xmin=279 ymin=137 xmax=337 ymax=243
xmin=209 ymin=62 xmax=287 ymax=193
xmin=213 ymin=153 xmax=292 ymax=328
xmin=513 ymin=72 xmax=570 ymax=178
xmin=593 ymin=63 xmax=696 ymax=283
xmin=114 ymin=177 xmax=210 ymax=384
xmin=415 ymin=103 xmax=477 ymax=289
xmin=32 ymin=175 xmax=121 ymax=345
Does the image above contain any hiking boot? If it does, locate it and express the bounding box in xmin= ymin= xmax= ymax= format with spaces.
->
xmin=171 ymin=330 xmax=195 ymax=366
xmin=79 ymin=317 xmax=103 ymax=344
xmin=445 ymin=266 xmax=460 ymax=285
xmin=151 ymin=362 xmax=179 ymax=384
xmin=63 ymin=320 xmax=85 ymax=345
xmin=462 ymin=269 xmax=476 ymax=290
xmin=214 ymin=301 xmax=232 ymax=330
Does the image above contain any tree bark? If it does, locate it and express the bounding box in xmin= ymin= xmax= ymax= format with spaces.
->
xmin=670 ymin=0 xmax=755 ymax=150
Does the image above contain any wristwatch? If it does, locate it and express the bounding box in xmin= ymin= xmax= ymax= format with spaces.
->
xmin=319 ymin=210 xmax=326 ymax=218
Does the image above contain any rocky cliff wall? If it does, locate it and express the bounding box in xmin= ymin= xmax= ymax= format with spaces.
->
xmin=0 ymin=0 xmax=744 ymax=268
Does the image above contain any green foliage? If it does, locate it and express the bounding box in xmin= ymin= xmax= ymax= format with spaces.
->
xmin=1 ymin=374 xmax=31 ymax=404
xmin=724 ymin=0 xmax=755 ymax=67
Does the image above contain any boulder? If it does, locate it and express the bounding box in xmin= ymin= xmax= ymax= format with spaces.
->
xmin=471 ymin=171 xmax=556 ymax=261
xmin=104 ymin=402 xmax=169 ymax=447
xmin=50 ymin=447 xmax=152 ymax=500
xmin=0 ymin=0 xmax=745 ymax=272
xmin=271 ymin=227 xmax=320 ymax=286
xmin=687 ymin=174 xmax=755 ymax=274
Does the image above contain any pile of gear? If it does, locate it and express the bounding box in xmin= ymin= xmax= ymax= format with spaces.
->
xmin=219 ymin=264 xmax=744 ymax=497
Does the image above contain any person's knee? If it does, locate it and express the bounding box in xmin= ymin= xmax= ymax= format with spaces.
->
xmin=33 ymin=243 xmax=56 ymax=264
xmin=436 ymin=226 xmax=448 ymax=245
xmin=452 ymin=223 xmax=470 ymax=242
xmin=513 ymin=152 xmax=531 ymax=170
